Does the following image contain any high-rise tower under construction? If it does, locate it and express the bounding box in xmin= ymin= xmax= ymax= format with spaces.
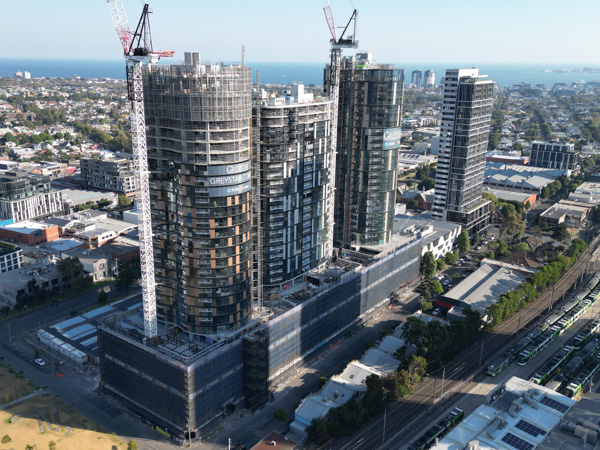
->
xmin=145 ymin=53 xmax=253 ymax=336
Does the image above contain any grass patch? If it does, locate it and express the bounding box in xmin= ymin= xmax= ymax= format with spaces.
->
xmin=0 ymin=394 xmax=126 ymax=450
xmin=0 ymin=363 xmax=38 ymax=404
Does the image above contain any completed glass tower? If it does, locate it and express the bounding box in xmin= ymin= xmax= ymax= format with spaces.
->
xmin=432 ymin=68 xmax=494 ymax=236
xmin=332 ymin=52 xmax=404 ymax=248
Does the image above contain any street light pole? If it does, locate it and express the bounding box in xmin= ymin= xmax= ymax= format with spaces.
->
xmin=549 ymin=287 xmax=555 ymax=312
xmin=382 ymin=409 xmax=387 ymax=445
xmin=479 ymin=339 xmax=485 ymax=367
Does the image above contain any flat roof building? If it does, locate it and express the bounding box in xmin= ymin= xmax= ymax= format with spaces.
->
xmin=483 ymin=187 xmax=537 ymax=206
xmin=394 ymin=214 xmax=462 ymax=260
xmin=484 ymin=165 xmax=568 ymax=194
xmin=0 ymin=220 xmax=59 ymax=245
xmin=442 ymin=263 xmax=527 ymax=315
xmin=530 ymin=141 xmax=579 ymax=172
xmin=570 ymin=182 xmax=600 ymax=204
xmin=433 ymin=377 xmax=576 ymax=450
xmin=538 ymin=392 xmax=600 ymax=449
xmin=80 ymin=154 xmax=137 ymax=196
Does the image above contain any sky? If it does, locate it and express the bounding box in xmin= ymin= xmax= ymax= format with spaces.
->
xmin=1 ymin=0 xmax=599 ymax=65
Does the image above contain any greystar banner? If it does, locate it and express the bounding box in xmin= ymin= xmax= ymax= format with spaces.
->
xmin=383 ymin=128 xmax=402 ymax=149
xmin=207 ymin=171 xmax=251 ymax=186
xmin=208 ymin=181 xmax=252 ymax=197
xmin=207 ymin=161 xmax=250 ymax=176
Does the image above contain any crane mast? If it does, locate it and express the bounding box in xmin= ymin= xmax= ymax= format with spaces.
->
xmin=106 ymin=0 xmax=173 ymax=339
xmin=322 ymin=1 xmax=358 ymax=251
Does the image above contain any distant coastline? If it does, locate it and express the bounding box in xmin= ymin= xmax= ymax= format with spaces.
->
xmin=1 ymin=58 xmax=600 ymax=88
xmin=536 ymin=67 xmax=600 ymax=74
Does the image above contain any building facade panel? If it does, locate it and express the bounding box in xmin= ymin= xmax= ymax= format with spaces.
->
xmin=244 ymin=238 xmax=421 ymax=406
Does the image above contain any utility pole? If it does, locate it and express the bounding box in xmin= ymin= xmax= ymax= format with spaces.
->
xmin=7 ymin=321 xmax=11 ymax=344
xmin=548 ymin=286 xmax=555 ymax=312
xmin=382 ymin=409 xmax=387 ymax=445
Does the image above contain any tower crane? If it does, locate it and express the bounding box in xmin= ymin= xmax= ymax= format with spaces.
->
xmin=105 ymin=0 xmax=173 ymax=339
xmin=322 ymin=1 xmax=357 ymax=252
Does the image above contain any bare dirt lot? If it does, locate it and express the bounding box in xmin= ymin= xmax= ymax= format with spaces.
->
xmin=0 ymin=394 xmax=127 ymax=450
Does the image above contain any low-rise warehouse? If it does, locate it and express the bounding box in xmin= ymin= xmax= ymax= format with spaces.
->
xmin=432 ymin=377 xmax=576 ymax=450
xmin=442 ymin=263 xmax=527 ymax=315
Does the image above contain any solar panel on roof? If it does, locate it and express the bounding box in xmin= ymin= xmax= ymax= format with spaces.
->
xmin=501 ymin=432 xmax=534 ymax=450
xmin=540 ymin=395 xmax=570 ymax=413
xmin=515 ymin=420 xmax=546 ymax=438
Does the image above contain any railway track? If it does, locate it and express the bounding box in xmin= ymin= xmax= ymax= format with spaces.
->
xmin=327 ymin=237 xmax=600 ymax=450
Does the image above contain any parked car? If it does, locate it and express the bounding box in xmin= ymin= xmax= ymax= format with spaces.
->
xmin=35 ymin=358 xmax=46 ymax=367
xmin=432 ymin=308 xmax=441 ymax=316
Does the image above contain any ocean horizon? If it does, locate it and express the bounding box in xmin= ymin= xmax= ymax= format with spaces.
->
xmin=1 ymin=58 xmax=600 ymax=88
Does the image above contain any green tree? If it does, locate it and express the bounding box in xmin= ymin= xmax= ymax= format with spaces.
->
xmin=420 ymin=251 xmax=437 ymax=279
xmin=457 ymin=231 xmax=470 ymax=254
xmin=127 ymin=440 xmax=138 ymax=450
xmin=471 ymin=233 xmax=480 ymax=246
xmin=116 ymin=266 xmax=137 ymax=293
xmin=417 ymin=177 xmax=435 ymax=191
xmin=501 ymin=213 xmax=525 ymax=240
xmin=118 ymin=195 xmax=132 ymax=209
xmin=2 ymin=132 xmax=16 ymax=143
xmin=49 ymin=441 xmax=57 ymax=450
xmin=64 ymin=132 xmax=72 ymax=141
xmin=274 ymin=408 xmax=288 ymax=422
xmin=568 ymin=239 xmax=587 ymax=259
xmin=406 ymin=199 xmax=419 ymax=209
xmin=97 ymin=290 xmax=108 ymax=304
xmin=436 ymin=259 xmax=446 ymax=271
xmin=429 ymin=280 xmax=444 ymax=296
xmin=444 ymin=251 xmax=458 ymax=265
xmin=57 ymin=257 xmax=84 ymax=279
xmin=363 ymin=375 xmax=385 ymax=415
xmin=552 ymin=223 xmax=570 ymax=242
xmin=420 ymin=299 xmax=433 ymax=311
xmin=1 ymin=435 xmax=11 ymax=444
xmin=496 ymin=239 xmax=509 ymax=257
